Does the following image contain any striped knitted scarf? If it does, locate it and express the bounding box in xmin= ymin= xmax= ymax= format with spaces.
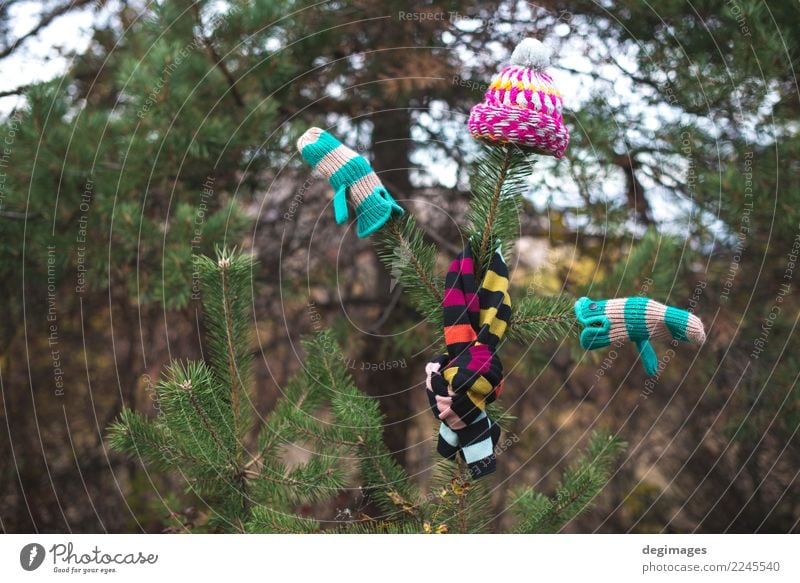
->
xmin=425 ymin=244 xmax=511 ymax=478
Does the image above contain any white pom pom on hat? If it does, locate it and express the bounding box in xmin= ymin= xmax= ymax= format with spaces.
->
xmin=509 ymin=37 xmax=551 ymax=70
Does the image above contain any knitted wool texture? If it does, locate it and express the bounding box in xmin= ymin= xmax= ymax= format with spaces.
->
xmin=468 ymin=38 xmax=569 ymax=158
xmin=574 ymin=297 xmax=706 ymax=376
xmin=297 ymin=127 xmax=403 ymax=238
xmin=425 ymin=244 xmax=511 ymax=478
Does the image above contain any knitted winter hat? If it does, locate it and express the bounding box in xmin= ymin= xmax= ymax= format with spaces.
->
xmin=425 ymin=244 xmax=511 ymax=478
xmin=468 ymin=38 xmax=570 ymax=158
xmin=297 ymin=127 xmax=404 ymax=238
xmin=574 ymin=297 xmax=706 ymax=376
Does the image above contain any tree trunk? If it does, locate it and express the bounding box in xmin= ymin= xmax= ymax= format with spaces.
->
xmin=362 ymin=108 xmax=415 ymax=465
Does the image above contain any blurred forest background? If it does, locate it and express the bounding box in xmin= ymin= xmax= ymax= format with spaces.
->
xmin=1 ymin=0 xmax=799 ymax=533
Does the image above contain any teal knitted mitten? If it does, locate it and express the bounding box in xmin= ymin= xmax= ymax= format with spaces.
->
xmin=297 ymin=127 xmax=403 ymax=238
xmin=574 ymin=297 xmax=706 ymax=375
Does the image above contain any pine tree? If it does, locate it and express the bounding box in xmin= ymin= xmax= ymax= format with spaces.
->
xmin=373 ymin=141 xmax=626 ymax=533
xmin=108 ymin=249 xmax=342 ymax=533
xmin=108 ymin=137 xmax=628 ymax=533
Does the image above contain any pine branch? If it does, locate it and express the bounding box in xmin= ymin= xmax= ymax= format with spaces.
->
xmin=0 ymin=85 xmax=28 ymax=98
xmin=190 ymin=3 xmax=245 ymax=108
xmin=197 ymin=248 xmax=255 ymax=445
xmin=0 ymin=0 xmax=94 ymax=60
xmin=198 ymin=249 xmax=256 ymax=520
xmin=336 ymin=520 xmax=425 ymax=534
xmin=476 ymin=145 xmax=514 ymax=272
xmin=466 ymin=143 xmax=533 ymax=276
xmin=508 ymin=293 xmax=578 ymax=344
xmin=455 ymin=457 xmax=470 ymax=534
xmin=154 ymin=361 xmax=236 ymax=468
xmin=245 ymin=505 xmax=319 ymax=534
xmin=107 ymin=409 xmax=195 ymax=471
xmin=108 ymin=249 xmax=264 ymax=530
xmin=376 ymin=215 xmax=443 ymax=325
xmin=372 ymin=143 xmax=574 ymax=344
xmin=416 ymin=456 xmax=493 ymax=534
xmin=250 ymin=455 xmax=348 ymax=508
xmin=510 ymin=432 xmax=627 ymax=533
xmin=302 ymin=331 xmax=422 ymax=518
xmin=365 ymin=141 xmax=598 ymax=532
xmin=596 ymin=227 xmax=692 ymax=300
xmin=218 ymin=253 xmax=243 ymax=456
xmin=251 ymin=371 xmax=325 ymax=466
xmin=179 ymin=377 xmax=226 ymax=453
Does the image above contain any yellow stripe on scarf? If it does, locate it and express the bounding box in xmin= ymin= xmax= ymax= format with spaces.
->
xmin=442 ymin=367 xmax=495 ymax=402
xmin=480 ymin=269 xmax=508 ymax=294
xmin=478 ymin=268 xmax=511 ymax=339
xmin=480 ymin=307 xmax=509 ymax=339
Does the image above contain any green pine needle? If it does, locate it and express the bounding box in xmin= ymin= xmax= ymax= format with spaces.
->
xmin=510 ymin=432 xmax=627 ymax=533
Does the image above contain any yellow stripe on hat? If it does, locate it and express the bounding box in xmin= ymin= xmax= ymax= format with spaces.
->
xmin=489 ymin=80 xmax=562 ymax=97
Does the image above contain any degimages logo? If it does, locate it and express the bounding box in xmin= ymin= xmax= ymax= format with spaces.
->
xmin=19 ymin=543 xmax=46 ymax=571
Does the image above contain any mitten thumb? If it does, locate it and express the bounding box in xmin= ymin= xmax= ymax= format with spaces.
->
xmin=635 ymin=339 xmax=659 ymax=375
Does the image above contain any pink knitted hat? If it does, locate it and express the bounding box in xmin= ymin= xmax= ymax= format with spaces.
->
xmin=468 ymin=38 xmax=569 ymax=158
